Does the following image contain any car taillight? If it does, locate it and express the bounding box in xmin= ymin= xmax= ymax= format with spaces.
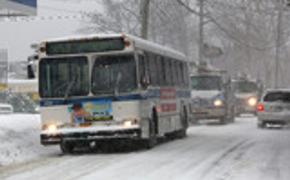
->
xmin=257 ymin=103 xmax=264 ymax=112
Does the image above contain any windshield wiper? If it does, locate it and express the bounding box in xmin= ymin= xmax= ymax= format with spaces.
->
xmin=114 ymin=72 xmax=122 ymax=97
xmin=64 ymin=76 xmax=77 ymax=100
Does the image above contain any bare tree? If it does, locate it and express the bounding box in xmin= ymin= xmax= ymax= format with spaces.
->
xmin=178 ymin=0 xmax=290 ymax=88
xmin=79 ymin=0 xmax=193 ymax=55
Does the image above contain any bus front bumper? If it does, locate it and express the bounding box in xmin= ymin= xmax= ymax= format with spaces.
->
xmin=41 ymin=125 xmax=141 ymax=145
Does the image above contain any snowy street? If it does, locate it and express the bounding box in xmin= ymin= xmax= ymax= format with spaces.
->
xmin=1 ymin=116 xmax=290 ymax=180
xmin=2 ymin=0 xmax=290 ymax=180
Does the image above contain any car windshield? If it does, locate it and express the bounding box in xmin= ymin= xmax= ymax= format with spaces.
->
xmin=39 ymin=57 xmax=89 ymax=98
xmin=191 ymin=76 xmax=222 ymax=90
xmin=264 ymin=92 xmax=290 ymax=102
xmin=91 ymin=55 xmax=137 ymax=95
xmin=234 ymin=81 xmax=258 ymax=93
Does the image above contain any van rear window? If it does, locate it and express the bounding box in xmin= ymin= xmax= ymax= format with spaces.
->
xmin=264 ymin=92 xmax=290 ymax=102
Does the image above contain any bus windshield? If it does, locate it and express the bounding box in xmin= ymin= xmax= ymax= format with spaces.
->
xmin=191 ymin=76 xmax=222 ymax=91
xmin=39 ymin=57 xmax=89 ymax=98
xmin=91 ymin=55 xmax=137 ymax=95
xmin=234 ymin=81 xmax=258 ymax=93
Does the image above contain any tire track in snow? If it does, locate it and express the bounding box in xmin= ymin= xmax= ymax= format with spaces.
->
xmin=0 ymin=153 xmax=62 ymax=178
xmin=258 ymin=142 xmax=282 ymax=180
xmin=214 ymin=141 xmax=256 ymax=180
xmin=4 ymin=117 xmax=289 ymax=180
xmin=200 ymin=139 xmax=256 ymax=180
xmin=211 ymin=140 xmax=248 ymax=166
xmin=0 ymin=150 xmax=142 ymax=180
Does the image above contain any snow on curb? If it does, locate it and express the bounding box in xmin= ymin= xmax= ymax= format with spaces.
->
xmin=0 ymin=114 xmax=57 ymax=166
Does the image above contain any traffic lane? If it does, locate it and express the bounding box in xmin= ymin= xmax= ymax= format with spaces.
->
xmin=1 ymin=117 xmax=290 ymax=180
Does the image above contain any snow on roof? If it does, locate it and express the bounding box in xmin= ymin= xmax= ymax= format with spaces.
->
xmin=0 ymin=114 xmax=58 ymax=166
xmin=43 ymin=33 xmax=123 ymax=43
xmin=265 ymin=88 xmax=290 ymax=93
xmin=42 ymin=33 xmax=187 ymax=61
xmin=231 ymin=79 xmax=256 ymax=83
xmin=125 ymin=34 xmax=187 ymax=61
xmin=8 ymin=79 xmax=37 ymax=85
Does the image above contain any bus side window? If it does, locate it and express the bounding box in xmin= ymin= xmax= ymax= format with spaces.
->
xmin=180 ymin=62 xmax=185 ymax=87
xmin=138 ymin=55 xmax=147 ymax=88
xmin=171 ymin=60 xmax=178 ymax=87
xmin=176 ymin=61 xmax=183 ymax=87
xmin=160 ymin=57 xmax=167 ymax=86
xmin=148 ymin=53 xmax=158 ymax=86
xmin=156 ymin=56 xmax=163 ymax=86
xmin=183 ymin=62 xmax=189 ymax=87
xmin=165 ymin=59 xmax=173 ymax=86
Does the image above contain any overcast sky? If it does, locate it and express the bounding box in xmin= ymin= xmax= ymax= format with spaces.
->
xmin=0 ymin=0 xmax=103 ymax=62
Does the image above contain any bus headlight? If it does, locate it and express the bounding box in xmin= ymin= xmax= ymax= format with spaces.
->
xmin=48 ymin=124 xmax=57 ymax=132
xmin=248 ymin=97 xmax=257 ymax=107
xmin=122 ymin=118 xmax=139 ymax=128
xmin=43 ymin=124 xmax=58 ymax=133
xmin=123 ymin=120 xmax=133 ymax=127
xmin=214 ymin=99 xmax=223 ymax=107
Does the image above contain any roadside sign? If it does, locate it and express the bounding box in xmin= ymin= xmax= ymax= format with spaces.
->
xmin=0 ymin=49 xmax=8 ymax=91
xmin=0 ymin=84 xmax=7 ymax=91
xmin=0 ymin=0 xmax=37 ymax=16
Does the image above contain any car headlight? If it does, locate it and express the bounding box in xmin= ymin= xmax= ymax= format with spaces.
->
xmin=248 ymin=97 xmax=257 ymax=107
xmin=214 ymin=99 xmax=223 ymax=107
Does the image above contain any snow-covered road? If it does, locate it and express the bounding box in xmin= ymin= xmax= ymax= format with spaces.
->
xmin=1 ymin=116 xmax=290 ymax=180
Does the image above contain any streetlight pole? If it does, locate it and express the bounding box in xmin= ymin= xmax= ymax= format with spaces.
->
xmin=198 ymin=0 xmax=204 ymax=64
xmin=274 ymin=0 xmax=283 ymax=88
xmin=140 ymin=0 xmax=150 ymax=39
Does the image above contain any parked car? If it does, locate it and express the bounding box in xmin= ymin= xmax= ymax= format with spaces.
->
xmin=257 ymin=89 xmax=290 ymax=128
xmin=0 ymin=91 xmax=38 ymax=114
xmin=0 ymin=103 xmax=14 ymax=114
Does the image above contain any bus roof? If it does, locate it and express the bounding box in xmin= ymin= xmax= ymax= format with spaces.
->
xmin=265 ymin=89 xmax=290 ymax=93
xmin=41 ymin=33 xmax=187 ymax=62
xmin=43 ymin=33 xmax=122 ymax=43
xmin=231 ymin=79 xmax=257 ymax=83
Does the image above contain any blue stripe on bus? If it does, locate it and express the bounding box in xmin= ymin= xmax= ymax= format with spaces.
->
xmin=40 ymin=94 xmax=144 ymax=107
xmin=177 ymin=90 xmax=191 ymax=98
xmin=40 ymin=89 xmax=190 ymax=107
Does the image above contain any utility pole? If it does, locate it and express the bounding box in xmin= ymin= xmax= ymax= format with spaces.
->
xmin=140 ymin=0 xmax=150 ymax=39
xmin=274 ymin=0 xmax=283 ymax=88
xmin=198 ymin=0 xmax=204 ymax=64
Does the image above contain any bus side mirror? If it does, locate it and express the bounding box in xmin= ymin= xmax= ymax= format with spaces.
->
xmin=141 ymin=75 xmax=150 ymax=89
xmin=27 ymin=64 xmax=35 ymax=79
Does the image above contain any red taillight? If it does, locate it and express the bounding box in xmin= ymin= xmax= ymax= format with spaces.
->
xmin=257 ymin=103 xmax=264 ymax=112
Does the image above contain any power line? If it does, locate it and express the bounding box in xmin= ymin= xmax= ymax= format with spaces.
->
xmin=0 ymin=12 xmax=92 ymax=22
xmin=39 ymin=5 xmax=84 ymax=14
xmin=0 ymin=3 xmax=96 ymax=22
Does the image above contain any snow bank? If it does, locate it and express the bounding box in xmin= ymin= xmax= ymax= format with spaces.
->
xmin=0 ymin=114 xmax=57 ymax=166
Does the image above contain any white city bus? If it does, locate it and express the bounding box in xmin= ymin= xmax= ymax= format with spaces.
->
xmin=38 ymin=33 xmax=191 ymax=153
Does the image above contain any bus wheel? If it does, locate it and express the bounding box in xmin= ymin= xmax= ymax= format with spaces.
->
xmin=176 ymin=129 xmax=186 ymax=139
xmin=178 ymin=107 xmax=188 ymax=139
xmin=144 ymin=114 xmax=157 ymax=149
xmin=182 ymin=107 xmax=189 ymax=129
xmin=257 ymin=122 xmax=265 ymax=129
xmin=219 ymin=116 xmax=227 ymax=125
xmin=60 ymin=140 xmax=75 ymax=154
